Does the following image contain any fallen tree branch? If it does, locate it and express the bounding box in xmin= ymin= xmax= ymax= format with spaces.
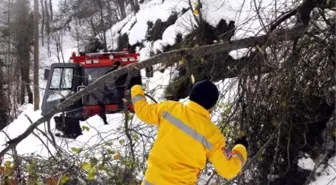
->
xmin=0 ymin=25 xmax=306 ymax=158
xmin=24 ymin=114 xmax=56 ymax=159
xmin=270 ymin=10 xmax=297 ymax=32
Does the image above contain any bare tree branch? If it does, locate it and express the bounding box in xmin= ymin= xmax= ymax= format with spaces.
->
xmin=24 ymin=114 xmax=55 ymax=158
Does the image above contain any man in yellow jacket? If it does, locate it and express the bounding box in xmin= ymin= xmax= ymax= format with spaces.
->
xmin=131 ymin=80 xmax=248 ymax=185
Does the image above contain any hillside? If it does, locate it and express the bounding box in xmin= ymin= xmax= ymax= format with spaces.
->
xmin=0 ymin=0 xmax=335 ymax=184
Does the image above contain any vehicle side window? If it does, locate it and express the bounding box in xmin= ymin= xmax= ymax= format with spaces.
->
xmin=61 ymin=68 xmax=74 ymax=88
xmin=50 ymin=68 xmax=62 ymax=89
xmin=49 ymin=68 xmax=74 ymax=89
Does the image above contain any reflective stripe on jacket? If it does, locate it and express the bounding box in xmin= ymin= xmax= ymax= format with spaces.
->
xmin=131 ymin=85 xmax=247 ymax=185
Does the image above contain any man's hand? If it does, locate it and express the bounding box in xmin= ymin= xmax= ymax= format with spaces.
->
xmin=234 ymin=136 xmax=248 ymax=150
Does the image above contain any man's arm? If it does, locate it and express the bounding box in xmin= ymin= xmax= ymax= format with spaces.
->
xmin=207 ymin=130 xmax=248 ymax=180
xmin=130 ymin=85 xmax=169 ymax=125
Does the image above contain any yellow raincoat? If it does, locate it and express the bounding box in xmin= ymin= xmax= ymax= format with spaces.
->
xmin=131 ymin=85 xmax=247 ymax=185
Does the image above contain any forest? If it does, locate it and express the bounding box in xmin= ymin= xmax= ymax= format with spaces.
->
xmin=0 ymin=0 xmax=335 ymax=184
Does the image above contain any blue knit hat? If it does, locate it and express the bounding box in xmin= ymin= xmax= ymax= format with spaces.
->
xmin=189 ymin=80 xmax=219 ymax=110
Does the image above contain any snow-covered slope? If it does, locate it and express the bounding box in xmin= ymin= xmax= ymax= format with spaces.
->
xmin=299 ymin=156 xmax=336 ymax=185
xmin=1 ymin=0 xmax=335 ymax=184
xmin=106 ymin=0 xmax=295 ymax=59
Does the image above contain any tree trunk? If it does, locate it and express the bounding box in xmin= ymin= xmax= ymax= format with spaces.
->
xmin=17 ymin=64 xmax=22 ymax=105
xmin=40 ymin=0 xmax=44 ymax=45
xmin=34 ymin=0 xmax=40 ymax=110
xmin=44 ymin=0 xmax=49 ymax=35
xmin=117 ymin=0 xmax=126 ymax=19
xmin=120 ymin=4 xmax=126 ymax=19
xmin=134 ymin=0 xmax=140 ymax=13
xmin=20 ymin=71 xmax=25 ymax=105
xmin=129 ymin=0 xmax=139 ymax=14
xmin=97 ymin=0 xmax=107 ymax=51
xmin=6 ymin=0 xmax=12 ymax=117
xmin=48 ymin=0 xmax=53 ymax=20
xmin=20 ymin=54 xmax=33 ymax=105
xmin=44 ymin=0 xmax=51 ymax=57
xmin=26 ymin=83 xmax=33 ymax=104
xmin=15 ymin=0 xmax=33 ymax=105
xmin=0 ymin=69 xmax=9 ymax=130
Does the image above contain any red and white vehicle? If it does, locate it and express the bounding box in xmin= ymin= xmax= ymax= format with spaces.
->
xmin=41 ymin=49 xmax=150 ymax=139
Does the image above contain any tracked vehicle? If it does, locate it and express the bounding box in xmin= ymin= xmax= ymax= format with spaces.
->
xmin=41 ymin=50 xmax=152 ymax=139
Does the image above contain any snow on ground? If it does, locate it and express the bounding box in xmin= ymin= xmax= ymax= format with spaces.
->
xmin=128 ymin=0 xmax=189 ymax=45
xmin=104 ymin=0 xmax=259 ymax=103
xmin=298 ymin=155 xmax=336 ymax=185
xmin=1 ymin=0 xmax=335 ymax=184
xmin=106 ymin=0 xmax=295 ymax=63
xmin=309 ymin=157 xmax=336 ymax=185
xmin=299 ymin=156 xmax=316 ymax=171
xmin=0 ymin=103 xmax=127 ymax=160
xmin=160 ymin=9 xmax=198 ymax=46
xmin=0 ymin=104 xmax=49 ymax=159
xmin=229 ymin=48 xmax=252 ymax=60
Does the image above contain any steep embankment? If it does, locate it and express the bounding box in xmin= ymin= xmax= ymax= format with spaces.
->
xmin=101 ymin=0 xmax=295 ymax=102
xmin=1 ymin=0 xmax=335 ymax=184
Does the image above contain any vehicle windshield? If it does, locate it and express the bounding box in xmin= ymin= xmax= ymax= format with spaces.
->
xmin=84 ymin=66 xmax=125 ymax=105
xmin=86 ymin=67 xmax=112 ymax=83
xmin=49 ymin=67 xmax=74 ymax=90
